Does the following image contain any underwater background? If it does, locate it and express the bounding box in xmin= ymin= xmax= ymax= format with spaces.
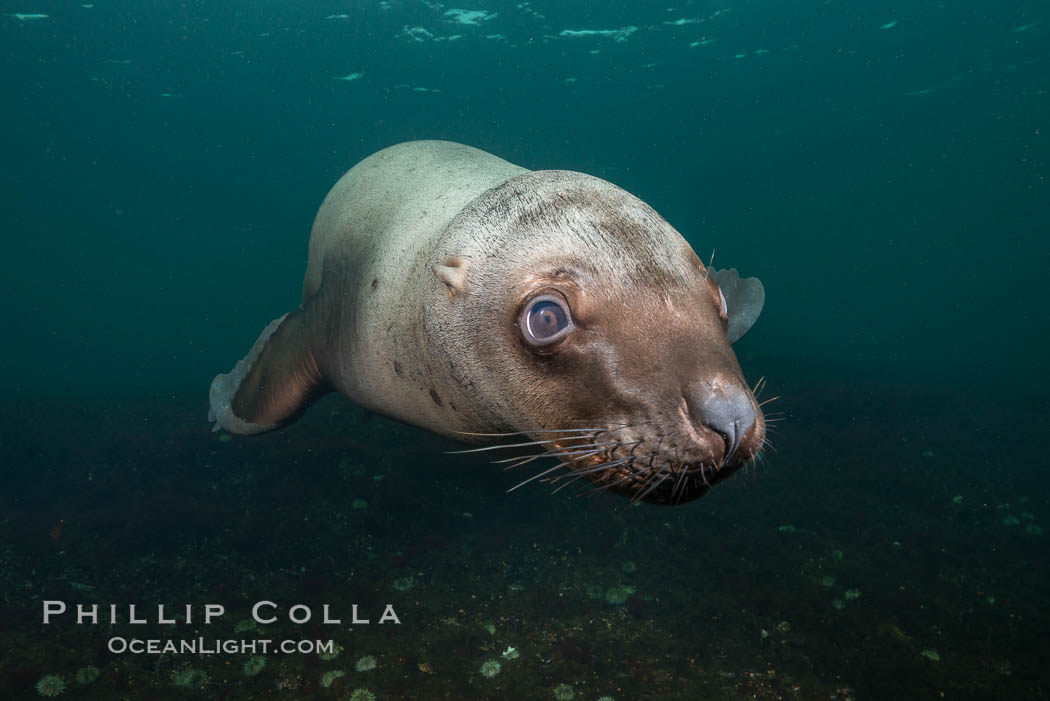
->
xmin=1 ymin=0 xmax=1047 ymax=699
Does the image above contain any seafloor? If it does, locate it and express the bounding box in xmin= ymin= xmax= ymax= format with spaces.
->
xmin=1 ymin=364 xmax=1046 ymax=700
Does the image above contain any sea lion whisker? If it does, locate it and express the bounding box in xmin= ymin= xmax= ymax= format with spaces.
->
xmin=499 ymin=444 xmax=615 ymax=470
xmin=597 ymin=419 xmax=651 ymax=433
xmin=605 ymin=467 xmax=648 ymax=491
xmin=600 ymin=439 xmax=643 ymax=456
xmin=454 ymin=427 xmax=606 ymax=437
xmin=497 ymin=454 xmax=547 ymax=469
xmin=589 ymin=471 xmax=640 ymax=498
xmin=670 ymin=475 xmax=685 ymax=505
xmin=633 ymin=471 xmax=670 ymax=503
xmin=549 ymin=473 xmax=591 ymax=493
xmin=748 ymin=455 xmax=760 ymax=473
xmin=446 ymin=437 xmax=573 ymax=454
xmin=758 ymin=395 xmax=781 ymax=407
xmin=590 ymin=464 xmax=654 ymax=502
xmin=667 ymin=461 xmax=692 ymax=501
xmin=698 ymin=464 xmax=712 ymax=488
xmin=491 ymin=442 xmax=613 ymax=464
xmin=506 ymin=463 xmax=574 ymax=493
xmin=671 ymin=465 xmax=690 ymax=503
xmin=534 ymin=442 xmax=619 ymax=458
xmin=545 ymin=472 xmax=587 ymax=487
xmin=535 ymin=442 xmax=617 ymax=458
xmin=549 ymin=456 xmax=635 ymax=494
xmin=514 ymin=449 xmax=610 ymax=472
xmin=634 ymin=469 xmax=661 ymax=504
xmin=549 ymin=457 xmax=635 ymax=484
xmin=684 ymin=476 xmax=698 ymax=504
xmin=586 ymin=423 xmax=642 ymax=443
xmin=644 ymin=436 xmax=664 ymax=472
xmin=499 ymin=449 xmax=602 ymax=471
xmin=564 ymin=449 xmax=612 ymax=464
xmin=548 ymin=458 xmax=634 ymax=494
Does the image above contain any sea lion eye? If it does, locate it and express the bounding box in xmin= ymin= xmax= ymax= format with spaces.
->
xmin=521 ymin=294 xmax=574 ymax=346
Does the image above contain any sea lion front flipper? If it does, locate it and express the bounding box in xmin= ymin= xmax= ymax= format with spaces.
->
xmin=209 ymin=306 xmax=329 ymax=435
xmin=710 ymin=268 xmax=765 ymax=343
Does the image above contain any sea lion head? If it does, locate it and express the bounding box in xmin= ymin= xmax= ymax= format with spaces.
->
xmin=432 ymin=170 xmax=766 ymax=505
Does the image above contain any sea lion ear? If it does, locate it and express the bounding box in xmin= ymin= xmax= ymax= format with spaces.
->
xmin=433 ymin=256 xmax=471 ymax=298
xmin=710 ymin=268 xmax=765 ymax=343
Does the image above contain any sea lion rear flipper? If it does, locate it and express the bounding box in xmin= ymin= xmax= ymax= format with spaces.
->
xmin=710 ymin=268 xmax=765 ymax=343
xmin=208 ymin=307 xmax=329 ymax=435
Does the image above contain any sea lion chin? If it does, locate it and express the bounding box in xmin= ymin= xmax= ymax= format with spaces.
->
xmin=209 ymin=140 xmax=767 ymax=505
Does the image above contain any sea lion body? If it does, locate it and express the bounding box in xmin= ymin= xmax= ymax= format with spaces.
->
xmin=210 ymin=140 xmax=767 ymax=504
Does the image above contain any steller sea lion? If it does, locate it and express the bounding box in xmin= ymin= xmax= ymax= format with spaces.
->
xmin=209 ymin=140 xmax=766 ymax=504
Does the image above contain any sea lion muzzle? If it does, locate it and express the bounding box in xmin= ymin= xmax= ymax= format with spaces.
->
xmin=689 ymin=379 xmax=758 ymax=465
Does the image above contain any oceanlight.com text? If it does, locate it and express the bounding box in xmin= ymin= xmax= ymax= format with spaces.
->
xmin=107 ymin=637 xmax=337 ymax=655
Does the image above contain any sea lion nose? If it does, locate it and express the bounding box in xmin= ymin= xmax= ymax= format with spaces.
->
xmin=693 ymin=382 xmax=756 ymax=464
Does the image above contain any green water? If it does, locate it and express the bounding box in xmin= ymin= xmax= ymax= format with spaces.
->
xmin=1 ymin=1 xmax=1047 ymax=699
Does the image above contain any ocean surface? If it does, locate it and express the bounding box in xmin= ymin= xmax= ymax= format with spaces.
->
xmin=1 ymin=1 xmax=1047 ymax=699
